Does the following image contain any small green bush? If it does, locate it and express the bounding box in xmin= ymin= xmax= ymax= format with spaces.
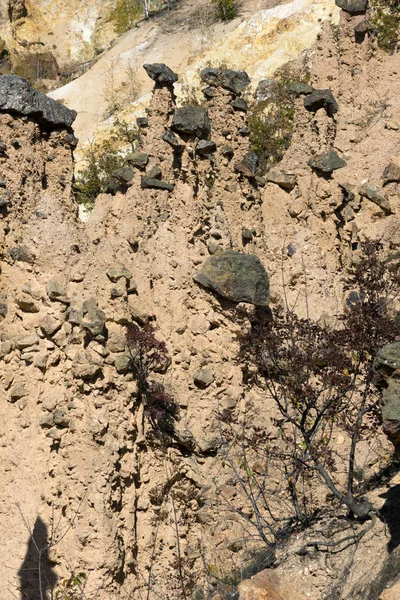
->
xmin=74 ymin=118 xmax=140 ymax=208
xmin=248 ymin=81 xmax=295 ymax=171
xmin=370 ymin=0 xmax=400 ymax=53
xmin=74 ymin=138 xmax=124 ymax=209
xmin=212 ymin=0 xmax=238 ymax=21
xmin=108 ymin=0 xmax=144 ymax=35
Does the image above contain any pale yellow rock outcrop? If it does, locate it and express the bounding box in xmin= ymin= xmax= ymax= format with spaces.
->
xmin=49 ymin=0 xmax=340 ymax=147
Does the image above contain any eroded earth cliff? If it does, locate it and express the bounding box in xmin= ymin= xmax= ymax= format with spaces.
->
xmin=1 ymin=1 xmax=400 ymax=600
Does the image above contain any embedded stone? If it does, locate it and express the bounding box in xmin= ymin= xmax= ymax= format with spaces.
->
xmin=141 ymin=177 xmax=174 ymax=192
xmin=136 ymin=117 xmax=148 ymax=128
xmin=194 ymin=250 xmax=269 ymax=306
xmin=162 ymin=129 xmax=184 ymax=151
xmin=383 ymin=162 xmax=400 ymax=185
xmin=230 ymin=98 xmax=248 ymax=112
xmin=107 ymin=263 xmax=132 ymax=283
xmin=66 ymin=307 xmax=83 ymax=325
xmin=194 ymin=367 xmax=214 ymax=388
xmin=221 ymin=144 xmax=234 ymax=156
xmin=10 ymin=384 xmax=27 ymax=402
xmin=286 ymin=81 xmax=314 ymax=96
xmin=200 ymin=68 xmax=251 ymax=95
xmin=335 ymin=0 xmax=368 ymax=15
xmin=171 ymin=106 xmax=211 ymax=138
xmin=354 ymin=19 xmax=372 ymax=35
xmin=126 ymin=152 xmax=149 ymax=169
xmin=147 ymin=166 xmax=162 ymax=180
xmin=234 ymin=152 xmax=259 ymax=177
xmin=359 ymin=185 xmax=392 ymax=214
xmin=308 ymin=150 xmax=347 ymax=173
xmin=40 ymin=315 xmax=62 ymax=336
xmin=202 ymin=86 xmax=218 ymax=98
xmin=16 ymin=334 xmax=39 ymax=350
xmin=196 ymin=140 xmax=217 ymax=154
xmin=0 ymin=302 xmax=7 ymax=319
xmin=304 ymin=89 xmax=339 ymax=116
xmin=9 ymin=245 xmax=36 ymax=264
xmin=81 ymin=299 xmax=105 ymax=337
xmin=46 ymin=280 xmax=69 ymax=303
xmin=266 ymin=169 xmax=297 ymax=190
xmin=16 ymin=296 xmax=40 ymax=313
xmin=114 ymin=354 xmax=131 ymax=374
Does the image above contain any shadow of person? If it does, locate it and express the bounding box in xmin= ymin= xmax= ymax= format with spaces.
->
xmin=18 ymin=517 xmax=58 ymax=600
xmin=380 ymin=484 xmax=400 ymax=553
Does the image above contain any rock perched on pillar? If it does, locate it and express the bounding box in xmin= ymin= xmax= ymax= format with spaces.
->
xmin=194 ymin=250 xmax=269 ymax=306
xmin=143 ymin=63 xmax=178 ymax=86
xmin=335 ymin=0 xmax=368 ymax=15
xmin=200 ymin=68 xmax=251 ymax=95
xmin=0 ymin=74 xmax=76 ymax=129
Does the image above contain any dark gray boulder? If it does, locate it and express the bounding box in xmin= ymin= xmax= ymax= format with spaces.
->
xmin=230 ymin=97 xmax=248 ymax=111
xmin=147 ymin=165 xmax=162 ymax=179
xmin=81 ymin=298 xmax=105 ymax=337
xmin=383 ymin=162 xmax=400 ymax=185
xmin=200 ymin=68 xmax=251 ymax=95
xmin=375 ymin=343 xmax=400 ymax=372
xmin=143 ymin=63 xmax=178 ymax=86
xmin=126 ymin=152 xmax=149 ymax=169
xmin=308 ymin=150 xmax=347 ymax=174
xmin=335 ymin=0 xmax=368 ymax=15
xmin=375 ymin=343 xmax=400 ymax=450
xmin=0 ymin=75 xmax=76 ymax=129
xmin=202 ymin=86 xmax=219 ymax=99
xmin=162 ymin=129 xmax=184 ymax=151
xmin=171 ymin=106 xmax=211 ymax=138
xmin=196 ymin=140 xmax=217 ymax=154
xmin=359 ymin=184 xmax=392 ymax=214
xmin=254 ymin=79 xmax=278 ymax=102
xmin=194 ymin=250 xmax=269 ymax=306
xmin=234 ymin=152 xmax=259 ymax=177
xmin=266 ymin=169 xmax=297 ymax=190
xmin=105 ymin=167 xmax=135 ymax=195
xmin=304 ymin=89 xmax=339 ymax=116
xmin=286 ymin=81 xmax=314 ymax=96
xmin=354 ymin=19 xmax=372 ymax=35
xmin=141 ymin=177 xmax=174 ymax=192
xmin=136 ymin=117 xmax=149 ymax=128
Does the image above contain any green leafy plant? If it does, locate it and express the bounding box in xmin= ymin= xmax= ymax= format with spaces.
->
xmin=55 ymin=572 xmax=87 ymax=600
xmin=212 ymin=0 xmax=238 ymax=21
xmin=74 ymin=137 xmax=125 ymax=208
xmin=370 ymin=0 xmax=400 ymax=53
xmin=108 ymin=0 xmax=144 ymax=35
xmin=248 ymin=80 xmax=295 ymax=171
xmin=74 ymin=118 xmax=140 ymax=208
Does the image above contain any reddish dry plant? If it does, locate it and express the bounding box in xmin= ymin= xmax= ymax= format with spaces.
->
xmin=237 ymin=241 xmax=400 ymax=525
xmin=125 ymin=323 xmax=178 ymax=434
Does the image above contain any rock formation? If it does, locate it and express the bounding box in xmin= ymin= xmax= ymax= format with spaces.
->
xmin=1 ymin=1 xmax=400 ymax=598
